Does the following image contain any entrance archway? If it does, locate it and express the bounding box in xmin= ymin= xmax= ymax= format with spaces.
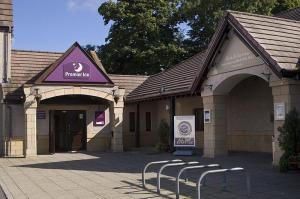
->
xmin=202 ymin=74 xmax=274 ymax=158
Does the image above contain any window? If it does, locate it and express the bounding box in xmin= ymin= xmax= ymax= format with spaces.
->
xmin=194 ymin=108 xmax=204 ymax=131
xmin=129 ymin=112 xmax=135 ymax=132
xmin=146 ymin=112 xmax=151 ymax=131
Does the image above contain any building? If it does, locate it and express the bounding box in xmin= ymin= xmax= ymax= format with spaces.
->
xmin=1 ymin=1 xmax=300 ymax=166
xmin=125 ymin=9 xmax=300 ymax=165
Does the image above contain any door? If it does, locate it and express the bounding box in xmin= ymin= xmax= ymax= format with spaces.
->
xmin=51 ymin=110 xmax=86 ymax=152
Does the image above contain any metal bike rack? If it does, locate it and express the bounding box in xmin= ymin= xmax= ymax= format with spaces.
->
xmin=197 ymin=167 xmax=251 ymax=199
xmin=142 ymin=159 xmax=183 ymax=188
xmin=157 ymin=161 xmax=200 ymax=194
xmin=175 ymin=164 xmax=221 ymax=199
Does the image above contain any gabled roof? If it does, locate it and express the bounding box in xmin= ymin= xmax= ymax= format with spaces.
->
xmin=275 ymin=7 xmax=300 ymax=21
xmin=4 ymin=48 xmax=148 ymax=102
xmin=35 ymin=42 xmax=114 ymax=85
xmin=0 ymin=0 xmax=13 ymax=30
xmin=126 ymin=51 xmax=206 ymax=102
xmin=192 ymin=11 xmax=300 ymax=92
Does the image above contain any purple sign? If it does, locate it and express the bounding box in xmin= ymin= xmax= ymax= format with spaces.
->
xmin=94 ymin=111 xmax=105 ymax=126
xmin=63 ymin=62 xmax=90 ymax=80
xmin=45 ymin=46 xmax=110 ymax=83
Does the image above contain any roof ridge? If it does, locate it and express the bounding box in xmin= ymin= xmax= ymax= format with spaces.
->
xmin=227 ymin=10 xmax=300 ymax=23
xmin=149 ymin=50 xmax=206 ymax=78
xmin=108 ymin=74 xmax=149 ymax=77
xmin=275 ymin=6 xmax=300 ymax=16
xmin=12 ymin=49 xmax=64 ymax=54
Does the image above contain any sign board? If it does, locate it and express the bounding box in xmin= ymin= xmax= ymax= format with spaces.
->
xmin=174 ymin=116 xmax=195 ymax=147
xmin=36 ymin=111 xmax=46 ymax=120
xmin=63 ymin=62 xmax=91 ymax=80
xmin=45 ymin=46 xmax=111 ymax=83
xmin=274 ymin=103 xmax=285 ymax=121
xmin=204 ymin=109 xmax=211 ymax=123
xmin=94 ymin=111 xmax=105 ymax=126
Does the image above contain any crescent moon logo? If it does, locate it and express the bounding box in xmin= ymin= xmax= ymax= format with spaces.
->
xmin=73 ymin=62 xmax=83 ymax=72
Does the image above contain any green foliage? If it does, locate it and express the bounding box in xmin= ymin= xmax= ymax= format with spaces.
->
xmin=98 ymin=0 xmax=188 ymax=75
xmin=155 ymin=119 xmax=170 ymax=152
xmin=279 ymin=153 xmax=289 ymax=172
xmin=178 ymin=0 xmax=300 ymax=54
xmin=95 ymin=0 xmax=300 ymax=74
xmin=278 ymin=108 xmax=300 ymax=172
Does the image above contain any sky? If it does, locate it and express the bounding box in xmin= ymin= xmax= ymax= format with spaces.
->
xmin=13 ymin=0 xmax=110 ymax=52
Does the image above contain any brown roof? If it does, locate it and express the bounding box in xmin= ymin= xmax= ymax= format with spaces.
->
xmin=4 ymin=49 xmax=147 ymax=102
xmin=109 ymin=74 xmax=148 ymax=96
xmin=192 ymin=11 xmax=300 ymax=92
xmin=126 ymin=51 xmax=206 ymax=102
xmin=0 ymin=0 xmax=13 ymax=29
xmin=275 ymin=7 xmax=300 ymax=21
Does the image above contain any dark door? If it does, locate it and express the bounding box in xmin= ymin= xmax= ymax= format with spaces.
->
xmin=51 ymin=110 xmax=86 ymax=152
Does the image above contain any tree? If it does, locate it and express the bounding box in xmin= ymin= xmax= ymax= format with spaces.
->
xmin=278 ymin=108 xmax=300 ymax=172
xmin=178 ymin=0 xmax=300 ymax=54
xmin=98 ymin=0 xmax=188 ymax=75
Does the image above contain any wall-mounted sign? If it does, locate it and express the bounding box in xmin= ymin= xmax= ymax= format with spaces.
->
xmin=174 ymin=116 xmax=195 ymax=147
xmin=63 ymin=62 xmax=90 ymax=80
xmin=44 ymin=46 xmax=111 ymax=83
xmin=94 ymin=111 xmax=105 ymax=126
xmin=274 ymin=103 xmax=285 ymax=121
xmin=36 ymin=111 xmax=46 ymax=120
xmin=204 ymin=109 xmax=211 ymax=123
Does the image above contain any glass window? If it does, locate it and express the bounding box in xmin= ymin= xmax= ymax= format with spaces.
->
xmin=146 ymin=112 xmax=151 ymax=131
xmin=129 ymin=112 xmax=135 ymax=132
xmin=194 ymin=108 xmax=204 ymax=131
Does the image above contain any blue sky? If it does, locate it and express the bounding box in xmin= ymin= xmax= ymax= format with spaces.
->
xmin=13 ymin=0 xmax=109 ymax=52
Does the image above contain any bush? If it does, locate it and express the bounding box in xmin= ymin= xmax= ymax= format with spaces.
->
xmin=278 ymin=108 xmax=300 ymax=172
xmin=155 ymin=119 xmax=170 ymax=152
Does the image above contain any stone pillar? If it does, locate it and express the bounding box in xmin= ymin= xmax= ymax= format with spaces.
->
xmin=271 ymin=80 xmax=300 ymax=165
xmin=24 ymin=101 xmax=37 ymax=157
xmin=203 ymin=95 xmax=228 ymax=158
xmin=110 ymin=89 xmax=125 ymax=152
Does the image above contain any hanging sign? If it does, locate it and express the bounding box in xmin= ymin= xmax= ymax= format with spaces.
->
xmin=274 ymin=103 xmax=285 ymax=121
xmin=94 ymin=111 xmax=105 ymax=126
xmin=174 ymin=116 xmax=195 ymax=147
xmin=204 ymin=109 xmax=211 ymax=123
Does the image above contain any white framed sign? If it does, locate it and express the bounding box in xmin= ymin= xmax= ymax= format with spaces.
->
xmin=274 ymin=103 xmax=285 ymax=121
xmin=204 ymin=109 xmax=211 ymax=123
xmin=174 ymin=116 xmax=195 ymax=147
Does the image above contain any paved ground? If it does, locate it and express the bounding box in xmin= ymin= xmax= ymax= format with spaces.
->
xmin=0 ymin=151 xmax=299 ymax=199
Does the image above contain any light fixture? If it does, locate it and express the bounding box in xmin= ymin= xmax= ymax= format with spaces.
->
xmin=204 ymin=84 xmax=213 ymax=90
xmin=112 ymin=88 xmax=120 ymax=104
xmin=33 ymin=88 xmax=42 ymax=103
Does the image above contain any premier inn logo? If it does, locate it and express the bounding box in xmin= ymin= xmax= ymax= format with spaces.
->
xmin=63 ymin=62 xmax=91 ymax=79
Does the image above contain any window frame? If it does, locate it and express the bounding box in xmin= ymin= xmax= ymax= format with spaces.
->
xmin=129 ymin=112 xmax=135 ymax=132
xmin=194 ymin=108 xmax=204 ymax=131
xmin=145 ymin=112 xmax=151 ymax=132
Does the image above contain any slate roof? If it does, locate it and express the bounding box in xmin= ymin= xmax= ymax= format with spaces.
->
xmin=109 ymin=74 xmax=148 ymax=96
xmin=126 ymin=51 xmax=206 ymax=102
xmin=192 ymin=11 xmax=300 ymax=91
xmin=0 ymin=0 xmax=13 ymax=29
xmin=275 ymin=7 xmax=300 ymax=21
xmin=4 ymin=49 xmax=148 ymax=102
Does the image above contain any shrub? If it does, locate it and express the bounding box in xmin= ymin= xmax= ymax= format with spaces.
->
xmin=155 ymin=119 xmax=170 ymax=152
xmin=278 ymin=108 xmax=300 ymax=172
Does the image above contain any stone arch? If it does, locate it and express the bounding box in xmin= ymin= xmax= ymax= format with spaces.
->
xmin=40 ymin=87 xmax=115 ymax=102
xmin=212 ymin=73 xmax=269 ymax=95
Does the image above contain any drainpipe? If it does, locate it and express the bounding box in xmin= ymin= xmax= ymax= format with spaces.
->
xmin=169 ymin=97 xmax=175 ymax=152
xmin=0 ymin=99 xmax=5 ymax=156
xmin=3 ymin=32 xmax=8 ymax=83
xmin=7 ymin=105 xmax=12 ymax=156
xmin=136 ymin=103 xmax=140 ymax=148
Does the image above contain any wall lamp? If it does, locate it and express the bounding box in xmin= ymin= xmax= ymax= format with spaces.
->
xmin=204 ymin=84 xmax=213 ymax=91
xmin=112 ymin=89 xmax=120 ymax=104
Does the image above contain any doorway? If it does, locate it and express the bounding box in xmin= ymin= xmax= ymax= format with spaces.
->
xmin=49 ymin=110 xmax=87 ymax=153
